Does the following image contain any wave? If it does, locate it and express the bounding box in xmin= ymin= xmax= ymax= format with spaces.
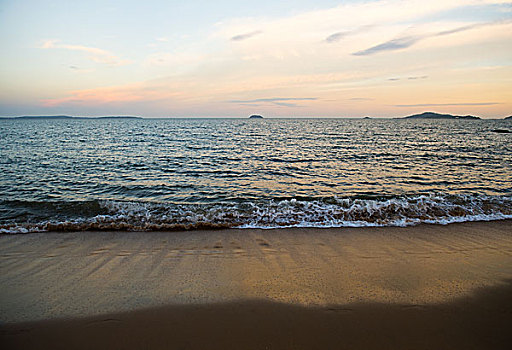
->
xmin=1 ymin=194 xmax=511 ymax=234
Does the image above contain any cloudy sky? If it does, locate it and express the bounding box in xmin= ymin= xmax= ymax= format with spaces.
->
xmin=1 ymin=0 xmax=511 ymax=118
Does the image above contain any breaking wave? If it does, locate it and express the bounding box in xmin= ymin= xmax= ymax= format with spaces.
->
xmin=1 ymin=194 xmax=511 ymax=234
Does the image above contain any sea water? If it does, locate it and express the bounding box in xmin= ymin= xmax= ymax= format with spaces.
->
xmin=0 ymin=118 xmax=511 ymax=233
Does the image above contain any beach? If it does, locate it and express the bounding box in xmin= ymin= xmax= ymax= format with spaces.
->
xmin=2 ymin=0 xmax=512 ymax=348
xmin=1 ymin=220 xmax=511 ymax=349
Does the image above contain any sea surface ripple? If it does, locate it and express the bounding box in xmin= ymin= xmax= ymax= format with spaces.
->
xmin=1 ymin=118 xmax=511 ymax=232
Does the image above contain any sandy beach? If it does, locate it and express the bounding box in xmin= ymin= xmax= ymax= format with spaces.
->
xmin=1 ymin=220 xmax=512 ymax=349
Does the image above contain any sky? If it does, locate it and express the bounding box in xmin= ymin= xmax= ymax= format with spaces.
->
xmin=0 ymin=0 xmax=511 ymax=118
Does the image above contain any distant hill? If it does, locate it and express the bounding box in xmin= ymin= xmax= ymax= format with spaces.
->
xmin=249 ymin=115 xmax=263 ymax=119
xmin=17 ymin=115 xmax=74 ymax=119
xmin=505 ymin=116 xmax=512 ymax=120
xmin=97 ymin=116 xmax=142 ymax=119
xmin=7 ymin=115 xmax=142 ymax=120
xmin=403 ymin=112 xmax=480 ymax=120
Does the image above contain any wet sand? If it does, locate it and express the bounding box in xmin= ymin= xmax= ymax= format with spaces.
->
xmin=1 ymin=220 xmax=512 ymax=349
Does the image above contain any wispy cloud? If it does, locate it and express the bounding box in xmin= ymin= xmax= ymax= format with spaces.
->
xmin=353 ymin=20 xmax=507 ymax=56
xmin=353 ymin=36 xmax=420 ymax=56
xmin=349 ymin=97 xmax=374 ymax=101
xmin=40 ymin=80 xmax=182 ymax=107
xmin=436 ymin=23 xmax=483 ymax=36
xmin=63 ymin=64 xmax=94 ymax=73
xmin=325 ymin=32 xmax=349 ymax=43
xmin=395 ymin=102 xmax=501 ymax=107
xmin=274 ymin=102 xmax=303 ymax=107
xmin=325 ymin=25 xmax=373 ymax=43
xmin=231 ymin=31 xmax=262 ymax=41
xmin=387 ymin=75 xmax=429 ymax=81
xmin=229 ymin=97 xmax=316 ymax=108
xmin=40 ymin=40 xmax=131 ymax=66
xmin=144 ymin=52 xmax=205 ymax=68
xmin=229 ymin=97 xmax=317 ymax=103
xmin=237 ymin=103 xmax=265 ymax=107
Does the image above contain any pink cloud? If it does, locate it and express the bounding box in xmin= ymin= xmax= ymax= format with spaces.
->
xmin=40 ymin=82 xmax=184 ymax=107
xmin=40 ymin=40 xmax=131 ymax=66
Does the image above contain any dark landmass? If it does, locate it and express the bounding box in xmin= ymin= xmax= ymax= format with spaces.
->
xmin=403 ymin=112 xmax=480 ymax=120
xmin=362 ymin=116 xmax=371 ymax=119
xmin=491 ymin=129 xmax=511 ymax=133
xmin=16 ymin=115 xmax=74 ymax=119
xmin=2 ymin=115 xmax=142 ymax=120
xmin=249 ymin=114 xmax=263 ymax=119
xmin=505 ymin=116 xmax=512 ymax=120
xmin=97 ymin=116 xmax=142 ymax=119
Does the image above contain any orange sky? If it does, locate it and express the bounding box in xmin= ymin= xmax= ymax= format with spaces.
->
xmin=1 ymin=0 xmax=511 ymax=118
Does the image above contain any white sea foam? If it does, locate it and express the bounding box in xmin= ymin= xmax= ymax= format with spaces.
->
xmin=0 ymin=194 xmax=510 ymax=234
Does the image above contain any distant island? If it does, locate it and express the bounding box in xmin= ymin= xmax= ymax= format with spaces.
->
xmin=16 ymin=115 xmax=74 ymax=119
xmin=403 ymin=112 xmax=480 ymax=120
xmin=97 ymin=116 xmax=142 ymax=119
xmin=505 ymin=116 xmax=512 ymax=120
xmin=249 ymin=115 xmax=263 ymax=119
xmin=3 ymin=115 xmax=142 ymax=120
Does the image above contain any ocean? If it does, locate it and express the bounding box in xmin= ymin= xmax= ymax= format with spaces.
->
xmin=0 ymin=118 xmax=511 ymax=233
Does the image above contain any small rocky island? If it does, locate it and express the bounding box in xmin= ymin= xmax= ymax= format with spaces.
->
xmin=505 ymin=116 xmax=512 ymax=120
xmin=249 ymin=115 xmax=263 ymax=119
xmin=403 ymin=112 xmax=480 ymax=120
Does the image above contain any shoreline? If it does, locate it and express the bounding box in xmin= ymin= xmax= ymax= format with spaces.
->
xmin=2 ymin=194 xmax=511 ymax=234
xmin=2 ymin=215 xmax=512 ymax=235
xmin=1 ymin=220 xmax=512 ymax=348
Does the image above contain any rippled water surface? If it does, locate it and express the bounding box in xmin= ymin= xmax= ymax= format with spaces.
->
xmin=1 ymin=118 xmax=511 ymax=232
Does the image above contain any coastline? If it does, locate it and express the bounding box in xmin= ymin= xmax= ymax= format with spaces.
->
xmin=1 ymin=220 xmax=512 ymax=348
